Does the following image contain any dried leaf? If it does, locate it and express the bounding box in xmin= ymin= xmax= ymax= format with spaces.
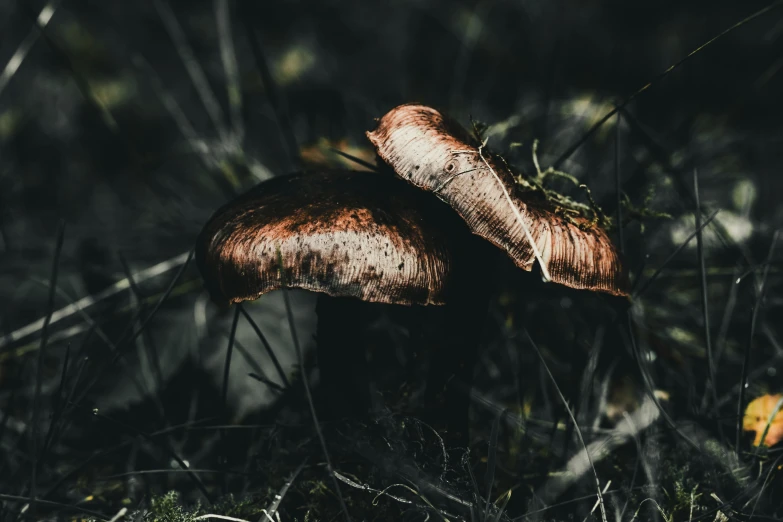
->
xmin=743 ymin=393 xmax=783 ymax=447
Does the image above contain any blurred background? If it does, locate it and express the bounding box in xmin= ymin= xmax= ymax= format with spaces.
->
xmin=1 ymin=0 xmax=782 ymax=520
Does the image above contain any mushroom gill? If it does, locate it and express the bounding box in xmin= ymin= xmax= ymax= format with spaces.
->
xmin=196 ymin=169 xmax=459 ymax=307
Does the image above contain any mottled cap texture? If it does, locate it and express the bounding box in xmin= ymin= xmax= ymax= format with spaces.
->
xmin=196 ymin=169 xmax=457 ymax=306
xmin=367 ymin=103 xmax=629 ymax=297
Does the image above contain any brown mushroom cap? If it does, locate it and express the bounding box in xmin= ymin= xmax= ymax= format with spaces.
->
xmin=196 ymin=169 xmax=458 ymax=306
xmin=367 ymin=103 xmax=629 ymax=297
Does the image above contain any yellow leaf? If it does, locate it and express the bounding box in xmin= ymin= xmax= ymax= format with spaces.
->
xmin=743 ymin=394 xmax=783 ymax=447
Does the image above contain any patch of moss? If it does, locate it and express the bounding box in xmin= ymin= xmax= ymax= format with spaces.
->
xmin=143 ymin=492 xmax=203 ymax=522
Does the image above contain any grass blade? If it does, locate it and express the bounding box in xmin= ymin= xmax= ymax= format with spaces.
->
xmin=736 ymin=230 xmax=780 ymax=453
xmin=693 ymin=169 xmax=721 ymax=442
xmin=552 ymin=0 xmax=783 ymax=169
xmin=633 ymin=209 xmax=720 ymax=298
xmin=0 ymin=0 xmax=59 ymax=101
xmin=522 ymin=328 xmax=608 ymax=522
xmin=277 ymin=250 xmax=351 ymax=521
xmin=29 ymin=220 xmax=65 ymax=517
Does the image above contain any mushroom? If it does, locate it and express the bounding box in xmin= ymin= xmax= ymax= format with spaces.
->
xmin=197 ymin=104 xmax=629 ymax=444
xmin=196 ymin=169 xmax=493 ymax=437
xmin=367 ymin=103 xmax=629 ymax=297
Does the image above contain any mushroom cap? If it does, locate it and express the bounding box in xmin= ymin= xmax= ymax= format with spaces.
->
xmin=367 ymin=103 xmax=629 ymax=297
xmin=196 ymin=169 xmax=457 ymax=306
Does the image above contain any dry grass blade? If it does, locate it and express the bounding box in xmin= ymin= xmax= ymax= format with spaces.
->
xmin=623 ymin=313 xmax=702 ymax=453
xmin=29 ymin=221 xmax=65 ymax=517
xmin=276 ymin=250 xmax=351 ymax=521
xmin=154 ymin=0 xmax=229 ymax=144
xmin=241 ymin=17 xmax=300 ymax=169
xmin=0 ymin=493 xmax=107 ymax=520
xmin=40 ymin=343 xmax=70 ymax=463
xmin=215 ymin=0 xmax=244 ymax=144
xmin=130 ymin=53 xmax=213 ymax=165
xmin=618 ymin=106 xmax=754 ymax=267
xmin=85 ymin=406 xmax=213 ymax=502
xmin=736 ymin=230 xmax=780 ymax=453
xmin=0 ymin=251 xmax=191 ymax=351
xmin=330 ymin=148 xmax=378 ymax=171
xmin=522 ymin=328 xmax=608 ymax=522
xmin=484 ymin=408 xmax=504 ymax=518
xmin=633 ymin=209 xmax=720 ymax=298
xmin=0 ymin=0 xmax=59 ymax=101
xmin=220 ymin=306 xmax=241 ymax=494
xmin=69 ymin=251 xmax=195 ymax=408
xmin=194 ymin=515 xmax=249 ymax=522
xmin=238 ymin=305 xmax=290 ymax=388
xmin=694 ymin=169 xmax=721 ymax=442
xmin=614 ymin=111 xmax=625 ymax=254
xmin=263 ymin=457 xmax=308 ymax=521
xmin=551 ymin=0 xmax=783 ymax=169
xmin=42 ymin=418 xmax=215 ymax=500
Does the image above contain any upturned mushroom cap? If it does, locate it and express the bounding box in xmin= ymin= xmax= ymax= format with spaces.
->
xmin=196 ymin=170 xmax=457 ymax=306
xmin=367 ymin=103 xmax=629 ymax=297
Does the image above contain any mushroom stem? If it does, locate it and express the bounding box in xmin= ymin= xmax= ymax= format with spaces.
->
xmin=314 ymin=296 xmax=375 ymax=420
xmin=313 ymin=241 xmax=499 ymax=446
xmin=421 ymin=236 xmax=501 ymax=445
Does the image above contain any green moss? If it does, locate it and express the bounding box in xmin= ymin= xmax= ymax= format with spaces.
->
xmin=143 ymin=492 xmax=203 ymax=522
xmin=130 ymin=491 xmax=268 ymax=522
